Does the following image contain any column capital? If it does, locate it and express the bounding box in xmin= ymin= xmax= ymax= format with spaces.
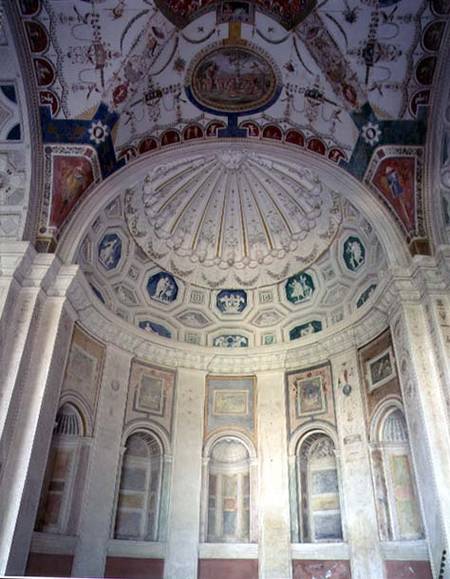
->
xmin=387 ymin=258 xmax=450 ymax=308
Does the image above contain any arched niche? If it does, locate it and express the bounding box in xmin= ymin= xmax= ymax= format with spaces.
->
xmin=35 ymin=403 xmax=89 ymax=536
xmin=113 ymin=430 xmax=165 ymax=542
xmin=369 ymin=400 xmax=424 ymax=542
xmin=201 ymin=433 xmax=257 ymax=544
xmin=294 ymin=429 xmax=343 ymax=544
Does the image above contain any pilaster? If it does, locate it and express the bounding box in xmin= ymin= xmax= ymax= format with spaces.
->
xmin=391 ymin=299 xmax=450 ymax=578
xmin=0 ymin=253 xmax=61 ymax=445
xmin=331 ymin=348 xmax=384 ymax=579
xmin=0 ymin=264 xmax=78 ymax=575
xmin=71 ymin=345 xmax=133 ymax=578
xmin=0 ymin=241 xmax=35 ymax=321
xmin=164 ymin=367 xmax=205 ymax=579
xmin=257 ymin=370 xmax=292 ymax=579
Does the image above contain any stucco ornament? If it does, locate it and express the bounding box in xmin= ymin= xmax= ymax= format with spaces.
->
xmin=0 ymin=152 xmax=25 ymax=206
xmin=125 ymin=148 xmax=342 ymax=289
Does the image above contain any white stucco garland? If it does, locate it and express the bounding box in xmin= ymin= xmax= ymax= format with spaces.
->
xmin=57 ymin=140 xmax=411 ymax=267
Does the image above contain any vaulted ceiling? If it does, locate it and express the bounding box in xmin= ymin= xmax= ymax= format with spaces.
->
xmin=3 ymin=0 xmax=450 ymax=348
xmin=9 ymin=0 xmax=449 ymax=250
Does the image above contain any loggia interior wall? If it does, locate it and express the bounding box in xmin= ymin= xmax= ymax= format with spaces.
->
xmin=25 ymin=321 xmax=432 ymax=579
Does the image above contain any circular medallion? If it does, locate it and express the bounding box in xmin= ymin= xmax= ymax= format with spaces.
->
xmin=186 ymin=44 xmax=281 ymax=115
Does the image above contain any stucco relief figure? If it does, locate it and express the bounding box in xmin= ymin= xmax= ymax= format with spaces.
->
xmin=291 ymin=276 xmax=312 ymax=302
xmin=98 ymin=234 xmax=122 ymax=270
xmin=147 ymin=272 xmax=179 ymax=304
xmin=139 ymin=320 xmax=171 ymax=338
xmin=286 ymin=271 xmax=315 ymax=304
xmin=347 ymin=240 xmax=363 ymax=268
xmin=301 ymin=323 xmax=316 ymax=336
xmin=343 ymin=236 xmax=365 ymax=271
xmin=289 ymin=321 xmax=322 ymax=341
xmin=217 ymin=290 xmax=247 ymax=313
xmin=155 ymin=276 xmax=174 ymax=301
xmin=99 ymin=238 xmax=119 ymax=267
xmin=213 ymin=335 xmax=248 ymax=347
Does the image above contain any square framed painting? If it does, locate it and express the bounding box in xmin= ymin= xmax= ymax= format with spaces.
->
xmin=213 ymin=390 xmax=249 ymax=416
xmin=296 ymin=376 xmax=326 ymax=417
xmin=136 ymin=375 xmax=165 ymax=415
xmin=366 ymin=346 xmax=396 ymax=391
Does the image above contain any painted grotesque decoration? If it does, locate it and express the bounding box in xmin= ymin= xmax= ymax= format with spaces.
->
xmin=155 ymin=0 xmax=316 ymax=29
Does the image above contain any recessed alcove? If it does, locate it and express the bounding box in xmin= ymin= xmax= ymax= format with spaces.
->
xmin=1 ymin=2 xmax=450 ymax=578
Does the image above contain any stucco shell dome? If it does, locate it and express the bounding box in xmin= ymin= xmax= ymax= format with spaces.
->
xmin=74 ymin=143 xmax=388 ymax=348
